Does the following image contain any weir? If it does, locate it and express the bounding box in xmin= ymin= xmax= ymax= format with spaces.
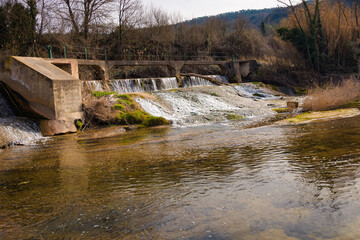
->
xmin=83 ymin=76 xmax=229 ymax=93
xmin=47 ymin=58 xmax=257 ymax=82
xmin=0 ymin=56 xmax=257 ymax=136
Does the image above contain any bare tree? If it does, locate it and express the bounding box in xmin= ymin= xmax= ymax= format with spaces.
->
xmin=56 ymin=0 xmax=115 ymax=42
xmin=117 ymin=0 xmax=142 ymax=50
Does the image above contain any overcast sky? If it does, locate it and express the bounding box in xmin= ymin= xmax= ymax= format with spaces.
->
xmin=142 ymin=0 xmax=300 ymax=20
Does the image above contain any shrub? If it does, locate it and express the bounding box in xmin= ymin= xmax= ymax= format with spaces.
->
xmin=302 ymin=78 xmax=360 ymax=111
xmin=83 ymin=95 xmax=117 ymax=125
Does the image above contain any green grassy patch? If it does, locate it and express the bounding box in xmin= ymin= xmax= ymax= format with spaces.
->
xmin=269 ymin=84 xmax=279 ymax=92
xmin=92 ymin=91 xmax=116 ymax=98
xmin=142 ymin=116 xmax=170 ymax=127
xmin=273 ymin=108 xmax=291 ymax=113
xmin=340 ymin=100 xmax=360 ymax=109
xmin=115 ymin=94 xmax=133 ymax=101
xmin=226 ymin=114 xmax=245 ymax=121
xmin=75 ymin=120 xmax=83 ymax=130
xmin=90 ymin=91 xmax=171 ymax=128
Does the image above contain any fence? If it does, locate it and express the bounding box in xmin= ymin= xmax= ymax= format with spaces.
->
xmin=45 ymin=45 xmax=241 ymax=62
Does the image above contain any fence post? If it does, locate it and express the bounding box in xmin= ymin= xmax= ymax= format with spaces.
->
xmin=63 ymin=45 xmax=67 ymax=59
xmin=85 ymin=47 xmax=88 ymax=60
xmin=47 ymin=45 xmax=53 ymax=59
xmin=104 ymin=49 xmax=107 ymax=62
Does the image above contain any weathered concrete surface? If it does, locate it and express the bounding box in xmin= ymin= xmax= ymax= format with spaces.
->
xmin=0 ymin=56 xmax=84 ymax=135
xmin=47 ymin=58 xmax=256 ymax=83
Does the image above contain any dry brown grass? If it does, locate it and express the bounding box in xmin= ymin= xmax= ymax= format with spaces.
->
xmin=302 ymin=77 xmax=360 ymax=111
xmin=82 ymin=93 xmax=117 ymax=126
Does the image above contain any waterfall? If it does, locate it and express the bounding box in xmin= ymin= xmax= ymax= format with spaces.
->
xmin=109 ymin=77 xmax=180 ymax=93
xmin=0 ymin=88 xmax=15 ymax=118
xmin=182 ymin=76 xmax=215 ymax=88
xmin=108 ymin=76 xmax=228 ymax=94
xmin=0 ymin=86 xmax=43 ymax=147
xmin=82 ymin=81 xmax=105 ymax=92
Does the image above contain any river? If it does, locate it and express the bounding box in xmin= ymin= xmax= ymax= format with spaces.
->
xmin=1 ymin=115 xmax=360 ymax=239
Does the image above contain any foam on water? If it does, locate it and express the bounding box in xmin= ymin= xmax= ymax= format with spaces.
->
xmin=136 ymin=84 xmax=278 ymax=127
xmin=0 ymin=87 xmax=43 ymax=147
xmin=233 ymin=84 xmax=277 ymax=99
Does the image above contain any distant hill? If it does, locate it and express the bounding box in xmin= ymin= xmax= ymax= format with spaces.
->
xmin=185 ymin=7 xmax=289 ymax=28
xmin=185 ymin=0 xmax=357 ymax=28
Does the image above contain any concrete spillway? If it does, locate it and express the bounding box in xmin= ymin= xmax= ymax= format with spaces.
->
xmin=0 ymin=57 xmax=84 ymax=135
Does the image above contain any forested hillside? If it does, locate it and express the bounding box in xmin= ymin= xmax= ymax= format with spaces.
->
xmin=186 ymin=7 xmax=289 ymax=28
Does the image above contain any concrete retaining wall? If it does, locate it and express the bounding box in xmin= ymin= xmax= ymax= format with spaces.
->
xmin=0 ymin=56 xmax=84 ymax=135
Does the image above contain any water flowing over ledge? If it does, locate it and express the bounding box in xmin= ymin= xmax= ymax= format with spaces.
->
xmin=83 ymin=75 xmax=229 ymax=93
xmin=134 ymin=84 xmax=283 ymax=127
xmin=0 ymin=89 xmax=43 ymax=147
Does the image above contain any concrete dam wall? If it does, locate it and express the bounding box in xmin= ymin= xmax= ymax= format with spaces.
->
xmin=0 ymin=56 xmax=84 ymax=135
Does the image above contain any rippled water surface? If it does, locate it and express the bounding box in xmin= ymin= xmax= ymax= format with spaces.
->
xmin=1 ymin=116 xmax=360 ymax=239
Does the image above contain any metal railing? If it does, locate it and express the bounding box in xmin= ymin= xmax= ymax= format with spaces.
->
xmin=46 ymin=45 xmax=241 ymax=62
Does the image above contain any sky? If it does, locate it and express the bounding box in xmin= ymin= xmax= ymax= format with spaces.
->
xmin=142 ymin=0 xmax=300 ymax=20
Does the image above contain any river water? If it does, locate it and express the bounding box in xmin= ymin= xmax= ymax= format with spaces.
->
xmin=1 ymin=115 xmax=360 ymax=239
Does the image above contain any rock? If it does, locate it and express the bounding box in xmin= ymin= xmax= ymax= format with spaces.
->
xmin=287 ymin=101 xmax=299 ymax=109
xmin=40 ymin=119 xmax=77 ymax=136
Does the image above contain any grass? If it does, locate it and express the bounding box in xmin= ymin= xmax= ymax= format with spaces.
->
xmin=92 ymin=91 xmax=115 ymax=98
xmin=279 ymin=109 xmax=360 ymax=124
xmin=340 ymin=100 xmax=360 ymax=109
xmin=83 ymin=91 xmax=170 ymax=128
xmin=302 ymin=77 xmax=360 ymax=111
xmin=273 ymin=108 xmax=291 ymax=113
xmin=142 ymin=116 xmax=170 ymax=127
xmin=226 ymin=114 xmax=244 ymax=121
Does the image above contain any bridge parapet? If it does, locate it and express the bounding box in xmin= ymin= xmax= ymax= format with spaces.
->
xmin=46 ymin=59 xmax=256 ymax=82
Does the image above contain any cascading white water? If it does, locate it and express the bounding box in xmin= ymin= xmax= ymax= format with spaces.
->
xmin=109 ymin=78 xmax=178 ymax=93
xmin=83 ymin=81 xmax=105 ymax=92
xmin=108 ymin=75 xmax=228 ymax=94
xmin=135 ymin=84 xmax=280 ymax=127
xmin=0 ymin=87 xmax=43 ymax=147
xmin=183 ymin=76 xmax=215 ymax=88
xmin=233 ymin=84 xmax=278 ymax=99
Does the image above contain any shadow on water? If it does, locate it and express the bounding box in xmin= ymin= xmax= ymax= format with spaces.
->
xmin=1 ymin=117 xmax=360 ymax=239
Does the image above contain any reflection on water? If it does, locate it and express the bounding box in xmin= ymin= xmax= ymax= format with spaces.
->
xmin=1 ymin=117 xmax=360 ymax=239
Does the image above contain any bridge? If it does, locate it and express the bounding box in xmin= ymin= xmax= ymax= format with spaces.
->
xmin=47 ymin=58 xmax=257 ymax=82
xmin=0 ymin=56 xmax=257 ymax=136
